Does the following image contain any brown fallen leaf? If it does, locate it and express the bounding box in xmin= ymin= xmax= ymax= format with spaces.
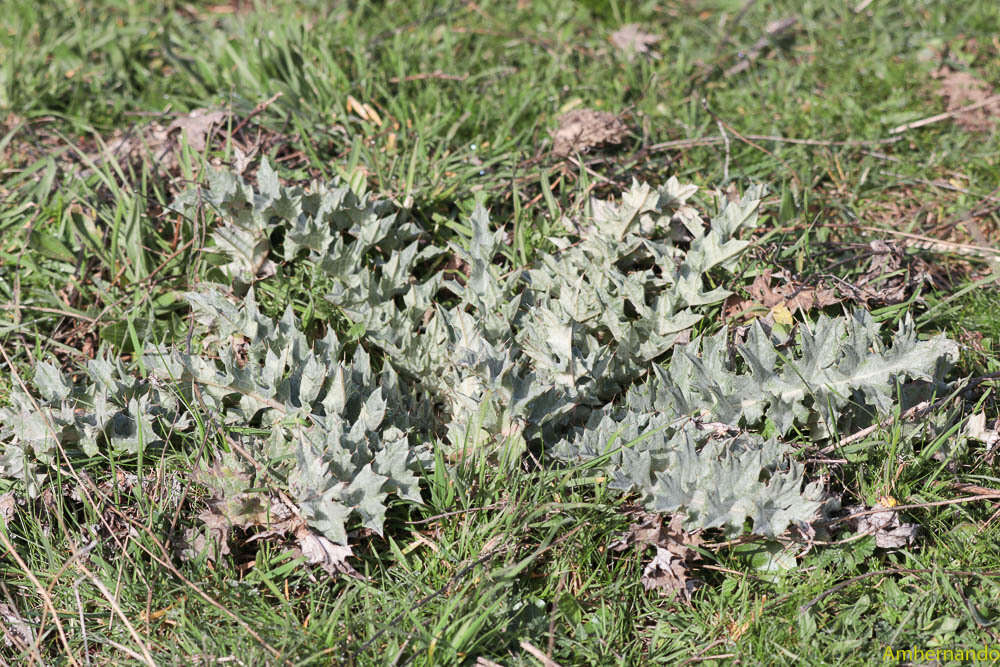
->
xmin=932 ymin=65 xmax=1000 ymax=132
xmin=853 ymin=240 xmax=933 ymax=305
xmin=642 ymin=546 xmax=700 ymax=598
xmin=610 ymin=24 xmax=660 ymax=61
xmin=551 ymin=109 xmax=628 ymax=157
xmin=609 ymin=512 xmax=668 ymax=551
xmin=724 ymin=268 xmax=841 ymax=321
xmin=727 ymin=239 xmax=937 ymax=320
xmin=611 ymin=513 xmax=704 ymax=601
xmin=102 ymin=123 xmax=171 ymax=165
xmin=166 ymin=108 xmax=231 ymax=152
xmin=0 ymin=493 xmax=16 ymax=523
xmin=752 ymin=269 xmax=841 ymax=313
xmin=0 ymin=602 xmax=34 ymax=650
xmin=294 ymin=524 xmax=357 ymax=576
xmin=845 ymin=503 xmax=920 ymax=549
xmin=180 ymin=457 xmax=359 ymax=577
xmin=192 ymin=509 xmax=233 ymax=558
xmin=965 ymin=412 xmax=1000 ymax=455
xmin=101 ymin=108 xmax=231 ymax=172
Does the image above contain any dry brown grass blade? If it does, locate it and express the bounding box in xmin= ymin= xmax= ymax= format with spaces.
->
xmin=889 ymin=92 xmax=1000 ymax=135
xmin=76 ymin=562 xmax=157 ymax=666
xmin=829 ymin=494 xmax=1000 ymax=527
xmin=519 ymin=639 xmax=563 ymax=667
xmin=0 ymin=530 xmax=78 ymax=665
xmin=859 ymin=225 xmax=1000 ymax=259
xmin=800 ymin=568 xmax=1000 ymax=613
xmin=700 ymin=98 xmax=803 ymax=190
xmin=0 ymin=342 xmax=287 ymax=664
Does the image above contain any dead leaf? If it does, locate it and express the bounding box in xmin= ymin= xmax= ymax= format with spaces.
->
xmin=80 ymin=99 xmax=296 ymax=189
xmin=725 ymin=269 xmax=841 ymax=321
xmin=101 ymin=124 xmax=165 ymax=164
xmin=193 ymin=510 xmax=233 ymax=558
xmin=180 ymin=455 xmax=361 ymax=577
xmin=294 ymin=525 xmax=360 ymax=577
xmin=965 ymin=412 xmax=1000 ymax=454
xmin=731 ymin=240 xmax=936 ymax=317
xmin=611 ymin=513 xmax=704 ymax=601
xmin=853 ymin=240 xmax=932 ymax=305
xmin=346 ymin=95 xmax=383 ymax=127
xmin=551 ymin=109 xmax=628 ymax=157
xmin=610 ymin=24 xmax=660 ymax=60
xmin=0 ymin=493 xmax=16 ymax=523
xmin=611 ymin=513 xmax=704 ymax=555
xmin=166 ymin=109 xmax=230 ymax=152
xmin=609 ymin=512 xmax=667 ymax=551
xmin=873 ymin=523 xmax=919 ymax=549
xmin=181 ymin=457 xmax=359 ymax=577
xmin=0 ymin=603 xmax=34 ymax=649
xmin=100 ymin=108 xmax=231 ymax=174
xmin=232 ymin=144 xmax=253 ymax=174
xmin=846 ymin=503 xmax=920 ymax=549
xmin=641 ymin=546 xmax=701 ymax=599
xmin=933 ymin=65 xmax=1000 ymax=132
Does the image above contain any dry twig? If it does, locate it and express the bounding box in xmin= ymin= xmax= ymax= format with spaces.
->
xmin=801 ymin=568 xmax=1000 ymax=612
xmin=724 ymin=16 xmax=798 ymax=77
xmin=519 ymin=639 xmax=563 ymax=667
xmin=389 ymin=70 xmax=467 ymax=83
xmin=700 ymin=98 xmax=802 ymax=189
xmin=889 ymin=93 xmax=1000 ymax=135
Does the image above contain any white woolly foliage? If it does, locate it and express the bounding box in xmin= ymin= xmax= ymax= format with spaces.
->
xmin=554 ymin=313 xmax=957 ymax=536
xmin=0 ymin=356 xmax=187 ymax=498
xmin=306 ymin=170 xmax=770 ymax=453
xmin=145 ymin=289 xmax=430 ymax=545
xmin=0 ymin=288 xmax=429 ymax=546
xmin=0 ymin=160 xmax=961 ymax=545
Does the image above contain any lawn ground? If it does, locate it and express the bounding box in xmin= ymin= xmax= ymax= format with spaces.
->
xmin=2 ymin=1 xmax=1000 ymax=664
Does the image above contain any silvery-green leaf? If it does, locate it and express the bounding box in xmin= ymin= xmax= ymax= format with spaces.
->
xmin=256 ymin=157 xmax=281 ymax=200
xmin=34 ymin=362 xmax=70 ymax=402
xmin=554 ymin=311 xmax=958 ymax=537
xmin=298 ymin=354 xmax=326 ymax=408
xmin=342 ymin=464 xmax=389 ymax=534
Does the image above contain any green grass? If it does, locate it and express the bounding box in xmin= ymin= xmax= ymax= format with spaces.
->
xmin=3 ymin=0 xmax=1000 ymax=664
